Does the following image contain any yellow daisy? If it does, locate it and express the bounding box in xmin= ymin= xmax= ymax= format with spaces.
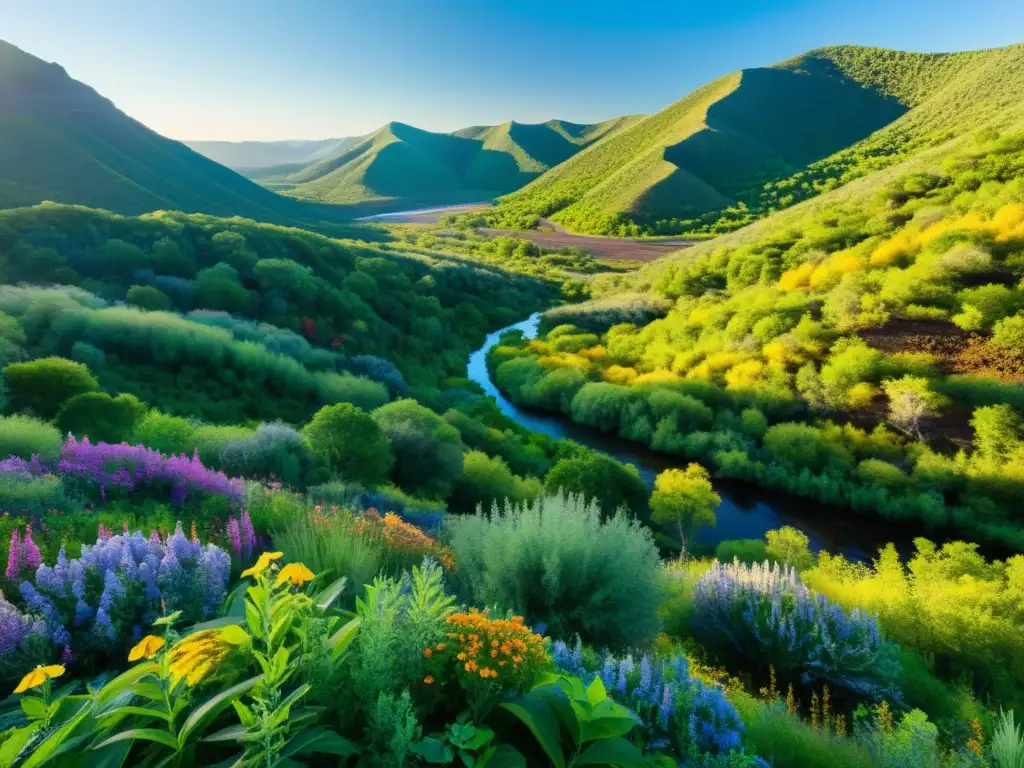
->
xmin=128 ymin=635 xmax=166 ymax=662
xmin=275 ymin=562 xmax=315 ymax=587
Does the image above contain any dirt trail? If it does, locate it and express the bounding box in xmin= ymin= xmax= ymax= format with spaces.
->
xmin=479 ymin=225 xmax=695 ymax=261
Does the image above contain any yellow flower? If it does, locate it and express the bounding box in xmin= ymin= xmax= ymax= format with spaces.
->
xmin=14 ymin=665 xmax=65 ymax=694
xmin=275 ymin=562 xmax=315 ymax=587
xmin=241 ymin=551 xmax=283 ymax=578
xmin=128 ymin=635 xmax=166 ymax=661
xmin=168 ymin=630 xmax=232 ymax=686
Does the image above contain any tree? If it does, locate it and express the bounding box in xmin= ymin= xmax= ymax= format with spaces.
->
xmin=3 ymin=357 xmax=98 ymax=420
xmin=125 ymin=285 xmax=173 ymax=312
xmin=448 ymin=450 xmax=538 ymax=513
xmin=303 ymin=403 xmax=393 ymax=487
xmin=544 ymin=452 xmax=648 ymax=518
xmin=882 ymin=376 xmax=946 ymax=439
xmin=372 ymin=400 xmax=465 ymax=498
xmin=649 ymin=464 xmax=720 ymax=560
xmin=56 ymin=392 xmax=146 ymax=443
xmin=765 ymin=526 xmax=814 ymax=570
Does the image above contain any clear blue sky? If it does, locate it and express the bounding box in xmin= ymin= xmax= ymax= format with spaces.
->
xmin=1 ymin=0 xmax=1022 ymax=141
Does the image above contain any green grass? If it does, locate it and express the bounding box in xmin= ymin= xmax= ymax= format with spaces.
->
xmin=269 ymin=117 xmax=640 ymax=207
xmin=491 ymin=41 xmax=1024 ymax=237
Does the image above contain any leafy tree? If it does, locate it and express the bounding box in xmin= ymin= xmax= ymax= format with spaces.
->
xmin=543 ymin=452 xmax=647 ymax=518
xmin=448 ymin=450 xmax=539 ymax=513
xmin=303 ymin=403 xmax=393 ymax=487
xmin=3 ymin=357 xmax=98 ymax=419
xmin=882 ymin=376 xmax=945 ymax=439
xmin=765 ymin=526 xmax=814 ymax=570
xmin=125 ymin=285 xmax=173 ymax=312
xmin=55 ymin=392 xmax=146 ymax=443
xmin=649 ymin=463 xmax=721 ymax=560
xmin=372 ymin=400 xmax=465 ymax=498
xmin=991 ymin=314 xmax=1024 ymax=356
xmin=133 ymin=410 xmax=197 ymax=456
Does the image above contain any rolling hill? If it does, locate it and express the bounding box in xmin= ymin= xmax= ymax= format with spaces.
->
xmin=184 ymin=137 xmax=353 ymax=171
xmin=263 ymin=116 xmax=639 ymax=207
xmin=0 ymin=39 xmax=361 ymax=226
xmin=492 ymin=42 xmax=1024 ymax=236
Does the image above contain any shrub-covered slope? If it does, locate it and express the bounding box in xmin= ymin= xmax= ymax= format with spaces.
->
xmin=491 ymin=42 xmax=1024 ymax=236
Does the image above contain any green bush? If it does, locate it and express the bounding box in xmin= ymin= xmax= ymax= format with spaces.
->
xmin=132 ymin=410 xmax=197 ymax=455
xmin=715 ymin=539 xmax=769 ymax=565
xmin=0 ymin=414 xmax=62 ymax=461
xmin=543 ymin=452 xmax=648 ymax=518
xmin=125 ymin=285 xmax=173 ymax=311
xmin=303 ymin=403 xmax=394 ymax=487
xmin=448 ymin=450 xmax=540 ymax=513
xmin=373 ymin=399 xmax=465 ymax=498
xmin=3 ymin=356 xmax=98 ymax=419
xmin=448 ymin=493 xmax=663 ymax=648
xmin=55 ymin=392 xmax=146 ymax=444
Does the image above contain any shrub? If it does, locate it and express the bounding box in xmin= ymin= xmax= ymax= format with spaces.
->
xmin=448 ymin=493 xmax=663 ymax=648
xmin=373 ymin=400 xmax=465 ymax=498
xmin=55 ymin=392 xmax=146 ymax=444
xmin=764 ymin=526 xmax=814 ymax=570
xmin=133 ymin=411 xmax=197 ymax=456
xmin=692 ymin=560 xmax=900 ymax=703
xmin=219 ymin=422 xmax=319 ymax=487
xmin=303 ymin=403 xmax=394 ymax=487
xmin=125 ymin=285 xmax=172 ymax=311
xmin=543 ymin=452 xmax=648 ymax=518
xmin=716 ymin=539 xmax=769 ymax=565
xmin=448 ymin=450 xmax=539 ymax=513
xmin=3 ymin=357 xmax=98 ymax=419
xmin=0 ymin=414 xmax=62 ymax=461
xmin=991 ymin=314 xmax=1024 ymax=356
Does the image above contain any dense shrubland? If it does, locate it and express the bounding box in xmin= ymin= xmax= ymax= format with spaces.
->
xmin=490 ymin=126 xmax=1024 ymax=548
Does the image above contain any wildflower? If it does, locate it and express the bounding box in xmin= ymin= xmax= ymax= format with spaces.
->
xmin=435 ymin=642 xmax=446 ymax=651
xmin=129 ymin=634 xmax=166 ymax=661
xmin=241 ymin=551 xmax=283 ymax=578
xmin=226 ymin=516 xmax=241 ymax=557
xmin=240 ymin=510 xmax=257 ymax=557
xmin=275 ymin=562 xmax=314 ymax=587
xmin=22 ymin=526 xmax=41 ymax=570
xmin=423 ymin=647 xmax=433 ymax=658
xmin=5 ymin=530 xmax=21 ymax=580
xmin=14 ymin=664 xmax=65 ymax=694
xmin=60 ymin=645 xmax=72 ymax=666
xmin=423 ymin=676 xmax=434 ymax=685
xmin=167 ymin=629 xmax=233 ymax=686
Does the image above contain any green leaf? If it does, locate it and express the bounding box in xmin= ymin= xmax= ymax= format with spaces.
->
xmin=202 ymin=724 xmax=248 ymax=743
xmin=477 ymin=743 xmax=527 ymax=768
xmin=182 ymin=616 xmax=244 ymax=635
xmin=94 ymin=661 xmax=160 ymax=706
xmin=225 ymin=581 xmax=249 ymax=617
xmin=280 ymin=727 xmax=359 ymax=760
xmin=20 ymin=696 xmax=46 ymax=719
xmin=93 ymin=728 xmax=180 ymax=752
xmin=501 ymin=695 xmax=564 ymax=768
xmin=22 ymin=701 xmax=93 ymax=768
xmin=313 ymin=575 xmax=348 ymax=610
xmin=573 ymin=737 xmax=646 ymax=767
xmin=410 ymin=736 xmax=455 ymax=764
xmin=328 ymin=617 xmax=361 ymax=659
xmin=100 ymin=704 xmax=172 ymax=724
xmin=0 ymin=724 xmax=41 ymax=767
xmin=178 ymin=675 xmax=263 ymax=746
xmin=585 ymin=676 xmax=608 ymax=708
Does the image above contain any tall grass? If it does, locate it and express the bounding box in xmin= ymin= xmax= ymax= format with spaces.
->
xmin=991 ymin=710 xmax=1024 ymax=768
xmin=0 ymin=414 xmax=62 ymax=461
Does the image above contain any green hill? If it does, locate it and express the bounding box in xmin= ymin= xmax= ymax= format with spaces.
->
xmin=183 ymin=137 xmax=352 ymax=171
xmin=492 ymin=42 xmax=1024 ymax=236
xmin=268 ymin=117 xmax=639 ymax=207
xmin=0 ymin=40 xmax=360 ymax=227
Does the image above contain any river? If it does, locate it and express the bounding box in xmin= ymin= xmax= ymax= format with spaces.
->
xmin=468 ymin=313 xmax=902 ymax=562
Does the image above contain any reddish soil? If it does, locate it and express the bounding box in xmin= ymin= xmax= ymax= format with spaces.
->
xmin=476 ymin=227 xmax=695 ymax=261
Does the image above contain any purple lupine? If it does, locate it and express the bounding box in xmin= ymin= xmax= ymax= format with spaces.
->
xmin=5 ymin=530 xmax=21 ymax=580
xmin=240 ymin=509 xmax=257 ymax=558
xmin=22 ymin=526 xmax=41 ymax=570
xmin=0 ymin=592 xmax=44 ymax=657
xmin=61 ymin=644 xmax=73 ymax=666
xmin=226 ymin=516 xmax=241 ymax=558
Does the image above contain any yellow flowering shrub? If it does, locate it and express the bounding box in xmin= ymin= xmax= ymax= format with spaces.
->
xmin=603 ymin=364 xmax=638 ymax=385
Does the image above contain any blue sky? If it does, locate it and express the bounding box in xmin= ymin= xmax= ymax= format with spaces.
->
xmin=1 ymin=0 xmax=1022 ymax=141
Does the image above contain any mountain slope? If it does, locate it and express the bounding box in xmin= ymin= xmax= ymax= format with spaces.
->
xmin=493 ymin=42 xmax=1024 ymax=237
xmin=270 ymin=117 xmax=639 ymax=206
xmin=0 ymin=40 xmax=354 ymax=225
xmin=183 ymin=137 xmax=352 ymax=171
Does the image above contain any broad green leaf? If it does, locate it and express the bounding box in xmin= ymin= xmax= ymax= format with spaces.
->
xmin=573 ymin=737 xmax=646 ymax=767
xmin=585 ymin=676 xmax=608 ymax=707
xmin=21 ymin=696 xmax=46 ymax=719
xmin=178 ymin=675 xmax=263 ymax=746
xmin=94 ymin=661 xmax=159 ymax=706
xmin=279 ymin=727 xmax=359 ymax=760
xmin=100 ymin=704 xmax=172 ymax=724
xmin=409 ymin=736 xmax=455 ymax=764
xmin=328 ymin=617 xmax=361 ymax=659
xmin=202 ymin=724 xmax=248 ymax=743
xmin=182 ymin=616 xmax=244 ymax=635
xmin=543 ymin=686 xmax=581 ymax=747
xmin=500 ymin=695 xmax=564 ymax=768
xmin=0 ymin=724 xmax=41 ymax=767
xmin=22 ymin=701 xmax=93 ymax=768
xmin=225 ymin=581 xmax=249 ymax=617
xmin=477 ymin=743 xmax=527 ymax=768
xmin=93 ymin=727 xmax=180 ymax=752
xmin=313 ymin=575 xmax=348 ymax=610
xmin=219 ymin=624 xmax=251 ymax=647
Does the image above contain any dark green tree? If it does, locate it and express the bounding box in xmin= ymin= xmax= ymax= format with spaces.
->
xmin=372 ymin=399 xmax=465 ymax=498
xmin=303 ymin=403 xmax=394 ymax=487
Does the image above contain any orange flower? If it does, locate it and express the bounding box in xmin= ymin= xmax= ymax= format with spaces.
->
xmin=423 ymin=648 xmax=433 ymax=658
xmin=423 ymin=676 xmax=434 ymax=685
xmin=435 ymin=643 xmax=446 ymax=651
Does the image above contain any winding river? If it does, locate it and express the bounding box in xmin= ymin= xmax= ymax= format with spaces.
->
xmin=468 ymin=313 xmax=902 ymax=562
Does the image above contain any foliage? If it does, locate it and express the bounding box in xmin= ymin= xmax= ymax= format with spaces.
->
xmin=55 ymin=392 xmax=146 ymax=444
xmin=448 ymin=493 xmax=663 ymax=648
xmin=0 ymin=415 xmax=62 ymax=462
xmin=373 ymin=400 xmax=465 ymax=499
xmin=3 ymin=357 xmax=98 ymax=420
xmin=302 ymin=403 xmax=394 ymax=487
xmin=650 ymin=464 xmax=721 ymax=558
xmin=543 ymin=452 xmax=648 ymax=518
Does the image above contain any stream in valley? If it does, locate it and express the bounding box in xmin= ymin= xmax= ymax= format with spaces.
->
xmin=468 ymin=313 xmax=907 ymax=562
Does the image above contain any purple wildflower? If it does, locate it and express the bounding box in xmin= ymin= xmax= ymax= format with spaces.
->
xmin=240 ymin=509 xmax=257 ymax=558
xmin=22 ymin=526 xmax=42 ymax=570
xmin=226 ymin=516 xmax=241 ymax=558
xmin=5 ymin=530 xmax=22 ymax=581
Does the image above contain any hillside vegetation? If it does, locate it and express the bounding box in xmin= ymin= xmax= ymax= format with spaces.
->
xmin=490 ymin=42 xmax=1024 ymax=236
xmin=264 ymin=117 xmax=638 ymax=207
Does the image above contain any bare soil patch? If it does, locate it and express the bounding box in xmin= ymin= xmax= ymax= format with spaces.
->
xmin=477 ymin=227 xmax=695 ymax=261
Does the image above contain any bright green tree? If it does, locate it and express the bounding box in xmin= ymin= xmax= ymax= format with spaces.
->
xmin=303 ymin=403 xmax=394 ymax=487
xmin=3 ymin=357 xmax=99 ymax=420
xmin=649 ymin=463 xmax=720 ymax=560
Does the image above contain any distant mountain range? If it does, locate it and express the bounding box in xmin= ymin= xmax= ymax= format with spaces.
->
xmin=243 ymin=117 xmax=640 ymax=207
xmin=182 ymin=138 xmax=351 ymax=171
xmin=1 ymin=38 xmax=1021 ymax=234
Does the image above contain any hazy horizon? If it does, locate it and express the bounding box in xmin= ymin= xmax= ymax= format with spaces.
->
xmin=3 ymin=0 xmax=1023 ymax=142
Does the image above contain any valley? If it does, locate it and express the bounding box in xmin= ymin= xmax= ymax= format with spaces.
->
xmin=0 ymin=17 xmax=1023 ymax=768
